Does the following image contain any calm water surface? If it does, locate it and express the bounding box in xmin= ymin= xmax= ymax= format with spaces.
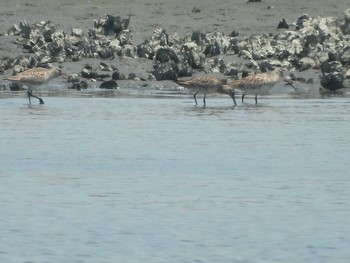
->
xmin=0 ymin=93 xmax=349 ymax=263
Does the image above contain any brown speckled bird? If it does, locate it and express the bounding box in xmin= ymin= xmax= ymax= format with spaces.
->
xmin=176 ymin=76 xmax=236 ymax=106
xmin=228 ymin=68 xmax=284 ymax=103
xmin=5 ymin=67 xmax=62 ymax=104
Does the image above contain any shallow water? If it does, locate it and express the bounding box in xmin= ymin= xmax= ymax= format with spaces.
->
xmin=1 ymin=93 xmax=350 ymax=263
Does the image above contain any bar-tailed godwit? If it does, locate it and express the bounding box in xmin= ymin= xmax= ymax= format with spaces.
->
xmin=228 ymin=68 xmax=284 ymax=103
xmin=176 ymin=76 xmax=237 ymax=106
xmin=5 ymin=67 xmax=62 ymax=104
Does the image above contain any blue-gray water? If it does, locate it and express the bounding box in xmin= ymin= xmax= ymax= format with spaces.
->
xmin=1 ymin=93 xmax=350 ymax=263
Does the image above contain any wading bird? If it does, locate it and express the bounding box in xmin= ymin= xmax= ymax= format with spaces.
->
xmin=176 ymin=76 xmax=237 ymax=106
xmin=228 ymin=68 xmax=285 ymax=103
xmin=5 ymin=67 xmax=62 ymax=104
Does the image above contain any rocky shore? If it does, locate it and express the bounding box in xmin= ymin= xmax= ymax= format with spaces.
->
xmin=0 ymin=1 xmax=349 ymax=95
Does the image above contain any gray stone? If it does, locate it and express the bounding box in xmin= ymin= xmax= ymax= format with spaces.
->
xmin=340 ymin=47 xmax=350 ymax=65
xmin=298 ymin=57 xmax=318 ymax=71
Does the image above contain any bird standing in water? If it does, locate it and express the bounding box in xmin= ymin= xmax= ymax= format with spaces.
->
xmin=228 ymin=68 xmax=284 ymax=103
xmin=175 ymin=76 xmax=237 ymax=106
xmin=5 ymin=67 xmax=62 ymax=104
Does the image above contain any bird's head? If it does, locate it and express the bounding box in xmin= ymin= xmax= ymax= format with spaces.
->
xmin=275 ymin=66 xmax=288 ymax=77
xmin=283 ymin=75 xmax=297 ymax=90
xmin=222 ymin=85 xmax=237 ymax=106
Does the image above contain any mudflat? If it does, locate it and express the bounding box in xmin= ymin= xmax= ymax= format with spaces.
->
xmin=1 ymin=0 xmax=349 ymax=40
xmin=0 ymin=0 xmax=349 ymax=89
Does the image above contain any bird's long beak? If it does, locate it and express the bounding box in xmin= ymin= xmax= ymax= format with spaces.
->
xmin=229 ymin=89 xmax=237 ymax=106
xmin=283 ymin=77 xmax=297 ymax=91
xmin=284 ymin=82 xmax=297 ymax=90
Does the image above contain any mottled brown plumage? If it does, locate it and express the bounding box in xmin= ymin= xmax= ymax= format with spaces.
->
xmin=6 ymin=67 xmax=61 ymax=85
xmin=176 ymin=76 xmax=236 ymax=106
xmin=5 ymin=67 xmax=62 ymax=104
xmin=228 ymin=68 xmax=283 ymax=103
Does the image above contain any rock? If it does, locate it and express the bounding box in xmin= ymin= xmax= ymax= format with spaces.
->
xmin=191 ymin=31 xmax=205 ymax=44
xmin=246 ymin=34 xmax=275 ymax=60
xmin=120 ymin=44 xmax=135 ymax=57
xmin=177 ymin=62 xmax=193 ymax=77
xmin=298 ymin=26 xmax=319 ymax=47
xmin=321 ymin=61 xmax=343 ymax=74
xmin=13 ymin=65 xmax=25 ymax=75
xmin=320 ymin=72 xmax=344 ymax=91
xmin=345 ymin=68 xmax=350 ymax=78
xmin=343 ymin=79 xmax=350 ymax=89
xmin=306 ymin=78 xmax=314 ymax=84
xmin=148 ymin=74 xmax=157 ymax=81
xmin=342 ymin=9 xmax=350 ymax=34
xmin=0 ymin=57 xmax=14 ymax=72
xmin=191 ymin=30 xmax=231 ymax=56
xmin=240 ymin=49 xmax=253 ymax=60
xmin=128 ymin=73 xmax=138 ymax=80
xmin=192 ymin=7 xmax=201 ymax=13
xmin=277 ymin=18 xmax=289 ymax=29
xmin=229 ymin=30 xmax=239 ymax=37
xmin=137 ymin=40 xmax=155 ymax=59
xmin=202 ymin=31 xmax=231 ymax=57
xmin=112 ymin=70 xmax=126 ymax=80
xmin=151 ymin=61 xmax=178 ymax=81
xmin=117 ymin=30 xmax=133 ymax=45
xmin=67 ymin=73 xmax=79 ymax=83
xmin=99 ymin=62 xmax=113 ymax=71
xmin=328 ymin=51 xmax=339 ymax=62
xmin=69 ymin=81 xmax=88 ymax=90
xmin=298 ymin=57 xmax=318 ymax=71
xmin=340 ymin=47 xmax=350 ymax=65
xmin=109 ymin=39 xmax=122 ymax=53
xmin=99 ymin=80 xmax=118 ymax=89
xmin=71 ymin=27 xmax=84 ymax=37
xmin=7 ymin=20 xmax=31 ymax=38
xmin=224 ymin=66 xmax=240 ymax=78
xmin=13 ymin=55 xmax=38 ymax=68
xmin=344 ymin=8 xmax=350 ymax=23
xmin=152 ymin=27 xmax=169 ymax=46
xmin=182 ymin=41 xmax=198 ymax=52
xmin=9 ymin=82 xmax=22 ymax=91
xmin=0 ymin=83 xmax=7 ymax=91
xmin=94 ymin=14 xmax=130 ymax=36
xmin=296 ymin=14 xmax=312 ymax=29
xmin=81 ymin=64 xmax=100 ymax=79
xmin=184 ymin=50 xmax=205 ymax=69
xmin=209 ymin=57 xmax=226 ymax=73
xmin=97 ymin=46 xmax=114 ymax=59
xmin=315 ymin=17 xmax=338 ymax=40
xmin=155 ymin=48 xmax=179 ymax=63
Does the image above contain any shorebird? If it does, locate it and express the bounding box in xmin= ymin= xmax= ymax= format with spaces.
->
xmin=5 ymin=67 xmax=62 ymax=104
xmin=175 ymin=76 xmax=237 ymax=106
xmin=228 ymin=68 xmax=285 ymax=103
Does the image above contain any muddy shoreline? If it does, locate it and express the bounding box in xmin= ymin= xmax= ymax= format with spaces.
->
xmin=0 ymin=0 xmax=349 ymax=93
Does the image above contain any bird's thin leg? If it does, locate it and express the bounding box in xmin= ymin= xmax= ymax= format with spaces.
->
xmin=27 ymin=89 xmax=32 ymax=104
xmin=28 ymin=89 xmax=44 ymax=104
xmin=203 ymin=94 xmax=206 ymax=106
xmin=255 ymin=95 xmax=258 ymax=104
xmin=193 ymin=92 xmax=198 ymax=105
xmin=229 ymin=89 xmax=237 ymax=106
xmin=232 ymin=90 xmax=237 ymax=106
xmin=242 ymin=94 xmax=245 ymax=103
